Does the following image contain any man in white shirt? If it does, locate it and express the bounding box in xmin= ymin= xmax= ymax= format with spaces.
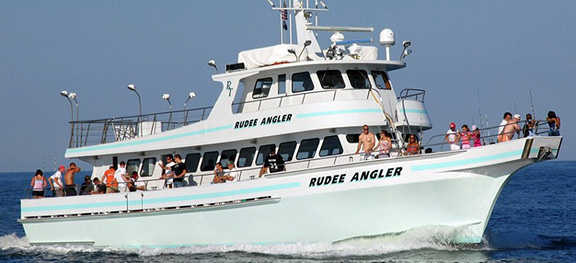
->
xmin=224 ymin=162 xmax=238 ymax=183
xmin=115 ymin=161 xmax=128 ymax=192
xmin=445 ymin=122 xmax=461 ymax=150
xmin=49 ymin=165 xmax=66 ymax=197
xmin=497 ymin=112 xmax=512 ymax=141
xmin=158 ymin=155 xmax=176 ymax=188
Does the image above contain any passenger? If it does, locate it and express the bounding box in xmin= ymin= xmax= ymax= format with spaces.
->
xmin=49 ymin=165 xmax=66 ymax=197
xmin=102 ymin=166 xmax=118 ymax=193
xmin=460 ymin=124 xmax=473 ymax=149
xmin=472 ymin=125 xmax=482 ymax=147
xmin=172 ymin=154 xmax=187 ymax=188
xmin=523 ymin=113 xmax=538 ymax=137
xmin=115 ymin=161 xmax=128 ymax=192
xmin=158 ymin=155 xmax=175 ymax=188
xmin=373 ymin=130 xmax=392 ymax=158
xmin=90 ymin=178 xmax=106 ymax=194
xmin=212 ymin=163 xmax=226 ymax=184
xmin=546 ymin=111 xmax=560 ymax=136
xmin=445 ymin=123 xmax=461 ymax=150
xmin=64 ymin=163 xmax=81 ymax=196
xmin=498 ymin=112 xmax=513 ymax=140
xmin=355 ymin=124 xmax=376 ymax=160
xmin=80 ymin=175 xmax=94 ymax=195
xmin=128 ymin=172 xmax=146 ymax=191
xmin=30 ymin=169 xmax=47 ymax=199
xmin=224 ymin=162 xmax=238 ymax=183
xmin=259 ymin=145 xmax=286 ymax=177
xmin=406 ymin=135 xmax=421 ymax=155
xmin=499 ymin=114 xmax=521 ymax=142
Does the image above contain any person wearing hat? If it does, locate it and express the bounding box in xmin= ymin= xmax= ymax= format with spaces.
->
xmin=445 ymin=122 xmax=461 ymax=150
xmin=499 ymin=114 xmax=521 ymax=142
xmin=49 ymin=165 xmax=66 ymax=197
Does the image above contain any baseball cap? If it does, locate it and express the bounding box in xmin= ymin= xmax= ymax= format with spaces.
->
xmin=449 ymin=123 xmax=456 ymax=128
xmin=471 ymin=125 xmax=477 ymax=130
xmin=513 ymin=114 xmax=521 ymax=120
xmin=59 ymin=165 xmax=65 ymax=170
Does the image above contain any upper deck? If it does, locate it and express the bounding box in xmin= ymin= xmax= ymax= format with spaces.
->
xmin=64 ymin=0 xmax=417 ymax=158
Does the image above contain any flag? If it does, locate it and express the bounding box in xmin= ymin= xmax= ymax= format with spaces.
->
xmin=282 ymin=1 xmax=288 ymax=30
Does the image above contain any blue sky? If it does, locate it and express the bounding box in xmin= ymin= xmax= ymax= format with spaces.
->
xmin=1 ymin=1 xmax=574 ymax=172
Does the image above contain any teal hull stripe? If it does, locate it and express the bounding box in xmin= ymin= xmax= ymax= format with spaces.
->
xmin=296 ymin=108 xmax=381 ymax=118
xmin=411 ymin=150 xmax=523 ymax=172
xmin=67 ymin=124 xmax=233 ymax=154
xmin=22 ymin=182 xmax=301 ymax=213
xmin=398 ymin=109 xmax=428 ymax=114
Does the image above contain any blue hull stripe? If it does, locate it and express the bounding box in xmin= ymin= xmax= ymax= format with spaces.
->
xmin=398 ymin=109 xmax=428 ymax=114
xmin=296 ymin=108 xmax=381 ymax=118
xmin=411 ymin=150 xmax=523 ymax=171
xmin=67 ymin=124 xmax=233 ymax=154
xmin=22 ymin=182 xmax=301 ymax=213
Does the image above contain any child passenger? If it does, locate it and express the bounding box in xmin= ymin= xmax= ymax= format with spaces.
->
xmin=460 ymin=124 xmax=472 ymax=149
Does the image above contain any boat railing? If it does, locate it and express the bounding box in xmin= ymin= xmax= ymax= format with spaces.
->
xmin=232 ymin=88 xmax=375 ymax=113
xmin=67 ymin=106 xmax=214 ymax=148
xmin=397 ymin=88 xmax=425 ymax=102
xmin=423 ymin=120 xmax=551 ymax=152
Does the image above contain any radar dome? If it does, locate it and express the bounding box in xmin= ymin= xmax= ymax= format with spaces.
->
xmin=379 ymin=28 xmax=395 ymax=46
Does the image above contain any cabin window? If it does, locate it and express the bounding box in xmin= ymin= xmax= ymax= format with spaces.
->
xmin=278 ymin=141 xmax=297 ymax=161
xmin=220 ymin=149 xmax=238 ymax=166
xmin=232 ymin=81 xmax=246 ymax=113
xmin=256 ymin=144 xmax=276 ymax=165
xmin=185 ymin=153 xmax=201 ymax=173
xmin=253 ymin=77 xmax=273 ymax=99
xmin=346 ymin=134 xmax=360 ymax=144
xmin=126 ymin=159 xmax=141 ymax=176
xmin=200 ymin=151 xmax=219 ymax=171
xmin=347 ymin=70 xmax=371 ymax=89
xmin=238 ymin=147 xmax=256 ymax=167
xmin=278 ymin=74 xmax=286 ymax=95
xmin=141 ymin=157 xmax=157 ymax=177
xmin=292 ymin=72 xmax=314 ymax=93
xmin=296 ymin=138 xmax=320 ymax=160
xmin=320 ymin=136 xmax=344 ymax=156
xmin=371 ymin=70 xmax=392 ymax=90
xmin=317 ymin=70 xmax=345 ymax=89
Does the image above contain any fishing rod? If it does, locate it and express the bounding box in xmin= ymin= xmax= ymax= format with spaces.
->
xmin=485 ymin=113 xmax=491 ymax=144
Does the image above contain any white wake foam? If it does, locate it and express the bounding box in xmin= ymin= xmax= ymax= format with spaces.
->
xmin=1 ymin=225 xmax=490 ymax=258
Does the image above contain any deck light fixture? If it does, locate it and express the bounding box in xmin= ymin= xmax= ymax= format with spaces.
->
xmin=162 ymin=94 xmax=173 ymax=129
xmin=208 ymin=60 xmax=218 ymax=73
xmin=183 ymin=92 xmax=196 ymax=125
xmin=287 ymin=49 xmax=297 ymax=60
xmin=60 ymin=90 xmax=75 ymax=147
xmin=127 ymin=84 xmax=142 ymax=122
xmin=400 ymin=40 xmax=412 ymax=60
xmin=297 ymin=40 xmax=312 ymax=60
xmin=68 ymin=92 xmax=80 ymax=147
xmin=60 ymin=90 xmax=74 ymax=122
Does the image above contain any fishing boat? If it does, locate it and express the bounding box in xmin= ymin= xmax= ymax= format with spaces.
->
xmin=19 ymin=1 xmax=562 ymax=247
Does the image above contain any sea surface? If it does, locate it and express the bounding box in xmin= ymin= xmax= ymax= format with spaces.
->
xmin=1 ymin=161 xmax=575 ymax=262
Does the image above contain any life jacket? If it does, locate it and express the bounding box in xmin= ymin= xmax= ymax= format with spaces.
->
xmin=103 ymin=169 xmax=118 ymax=188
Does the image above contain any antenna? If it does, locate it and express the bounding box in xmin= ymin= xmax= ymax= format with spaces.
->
xmin=485 ymin=113 xmax=491 ymax=144
xmin=529 ymin=90 xmax=535 ymax=117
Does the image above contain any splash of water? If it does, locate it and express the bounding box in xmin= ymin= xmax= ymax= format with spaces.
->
xmin=0 ymin=225 xmax=490 ymax=258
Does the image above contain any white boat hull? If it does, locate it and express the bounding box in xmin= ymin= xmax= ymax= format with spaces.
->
xmin=20 ymin=137 xmax=561 ymax=247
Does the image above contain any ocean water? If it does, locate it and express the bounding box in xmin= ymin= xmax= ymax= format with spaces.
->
xmin=1 ymin=161 xmax=575 ymax=262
